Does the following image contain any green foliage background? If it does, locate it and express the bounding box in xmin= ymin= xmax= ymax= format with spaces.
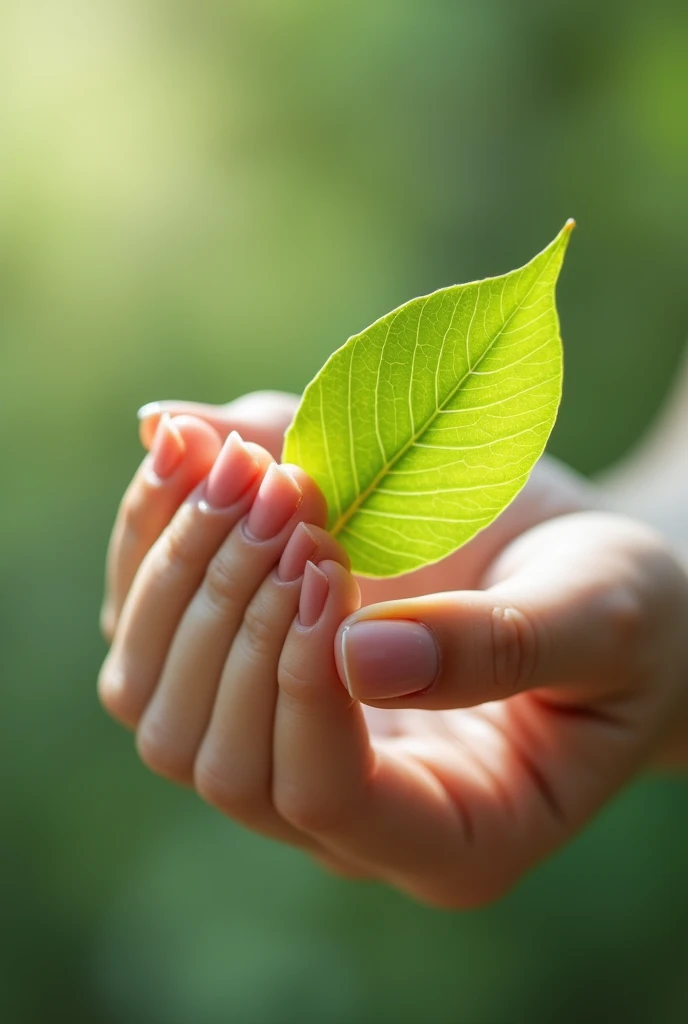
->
xmin=1 ymin=1 xmax=687 ymax=1021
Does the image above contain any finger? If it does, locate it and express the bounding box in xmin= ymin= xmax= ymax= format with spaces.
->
xmin=333 ymin=513 xmax=654 ymax=711
xmin=101 ymin=415 xmax=222 ymax=640
xmin=273 ymin=561 xmax=478 ymax=906
xmin=191 ymin=527 xmax=350 ymax=842
xmin=98 ymin=433 xmax=272 ymax=727
xmin=135 ymin=468 xmax=328 ymax=785
xmin=138 ymin=391 xmax=299 ymax=459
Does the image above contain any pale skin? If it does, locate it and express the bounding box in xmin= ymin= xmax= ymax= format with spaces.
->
xmin=99 ymin=373 xmax=688 ymax=908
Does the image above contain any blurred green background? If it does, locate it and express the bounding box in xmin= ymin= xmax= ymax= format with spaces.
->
xmin=2 ymin=0 xmax=688 ymax=1021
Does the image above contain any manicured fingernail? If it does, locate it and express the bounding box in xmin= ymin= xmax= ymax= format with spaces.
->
xmin=338 ymin=620 xmax=440 ymax=699
xmin=137 ymin=401 xmax=162 ymax=420
xmin=278 ymin=522 xmax=318 ymax=582
xmin=150 ymin=414 xmax=185 ymax=479
xmin=245 ymin=463 xmax=303 ymax=541
xmin=137 ymin=403 xmax=162 ymax=448
xmin=138 ymin=399 xmax=162 ymax=419
xmin=299 ymin=561 xmax=329 ymax=627
xmin=204 ymin=431 xmax=261 ymax=508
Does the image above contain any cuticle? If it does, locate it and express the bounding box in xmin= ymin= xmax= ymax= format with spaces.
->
xmin=240 ymin=516 xmax=263 ymax=544
xmin=274 ymin=566 xmax=303 ymax=586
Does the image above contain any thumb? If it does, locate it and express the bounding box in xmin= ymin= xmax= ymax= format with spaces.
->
xmin=137 ymin=391 xmax=299 ymax=460
xmin=334 ymin=514 xmax=648 ymax=711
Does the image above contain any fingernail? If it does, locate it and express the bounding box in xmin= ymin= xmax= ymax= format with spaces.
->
xmin=339 ymin=620 xmax=440 ymax=700
xmin=137 ymin=401 xmax=162 ymax=420
xmin=137 ymin=402 xmax=162 ymax=449
xmin=150 ymin=414 xmax=185 ymax=479
xmin=245 ymin=463 xmax=303 ymax=541
xmin=278 ymin=522 xmax=319 ymax=582
xmin=204 ymin=431 xmax=261 ymax=508
xmin=299 ymin=561 xmax=329 ymax=627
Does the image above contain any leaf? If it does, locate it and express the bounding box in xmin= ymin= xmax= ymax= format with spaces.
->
xmin=283 ymin=221 xmax=574 ymax=577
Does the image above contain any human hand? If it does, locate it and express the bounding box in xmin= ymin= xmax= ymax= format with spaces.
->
xmin=101 ymin=392 xmax=688 ymax=907
xmin=101 ymin=430 xmax=688 ymax=905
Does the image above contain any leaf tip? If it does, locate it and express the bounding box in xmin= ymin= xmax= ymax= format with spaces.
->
xmin=549 ymin=217 xmax=575 ymax=264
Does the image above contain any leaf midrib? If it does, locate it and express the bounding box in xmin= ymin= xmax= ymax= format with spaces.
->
xmin=330 ymin=244 xmax=560 ymax=539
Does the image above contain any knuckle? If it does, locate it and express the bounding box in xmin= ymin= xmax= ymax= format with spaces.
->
xmin=136 ymin=719 xmax=194 ymax=785
xmin=277 ymin=661 xmax=313 ymax=704
xmin=202 ymin=551 xmax=244 ymax=616
xmin=98 ymin=659 xmax=140 ymax=728
xmin=273 ymin=782 xmax=349 ymax=835
xmin=159 ymin=520 xmax=199 ymax=579
xmin=603 ymin=584 xmax=645 ymax=650
xmin=490 ymin=604 xmax=538 ymax=697
xmin=240 ymin=599 xmax=275 ymax=660
xmin=194 ymin=753 xmax=262 ymax=819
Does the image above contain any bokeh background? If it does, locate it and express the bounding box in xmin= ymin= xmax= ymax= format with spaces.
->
xmin=2 ymin=1 xmax=688 ymax=1021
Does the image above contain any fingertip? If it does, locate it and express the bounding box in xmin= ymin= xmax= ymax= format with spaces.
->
xmin=313 ymin=528 xmax=351 ymax=572
xmin=138 ymin=404 xmax=162 ymax=449
xmin=138 ymin=404 xmax=225 ymax=454
xmin=317 ymin=559 xmax=361 ymax=622
xmin=149 ymin=414 xmax=186 ymax=479
xmin=279 ymin=463 xmax=329 ymax=529
xmin=278 ymin=523 xmax=352 ymax=583
xmin=153 ymin=415 xmax=223 ymax=480
xmin=204 ymin=431 xmax=265 ymax=509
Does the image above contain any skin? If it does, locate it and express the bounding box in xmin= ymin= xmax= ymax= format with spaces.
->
xmin=100 ymin=387 xmax=688 ymax=908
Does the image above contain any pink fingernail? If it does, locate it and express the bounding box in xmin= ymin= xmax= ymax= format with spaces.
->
xmin=299 ymin=561 xmax=329 ymax=627
xmin=244 ymin=464 xmax=303 ymax=541
xmin=150 ymin=414 xmax=185 ymax=479
xmin=137 ymin=403 xmax=163 ymax=449
xmin=204 ymin=431 xmax=261 ymax=509
xmin=278 ymin=523 xmax=319 ymax=583
xmin=338 ymin=620 xmax=440 ymax=699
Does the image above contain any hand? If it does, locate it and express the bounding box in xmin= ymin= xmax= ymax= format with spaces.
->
xmin=100 ymin=392 xmax=688 ymax=907
xmin=101 ymin=442 xmax=688 ymax=905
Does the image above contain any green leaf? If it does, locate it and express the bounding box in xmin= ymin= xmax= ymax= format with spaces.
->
xmin=283 ymin=221 xmax=574 ymax=577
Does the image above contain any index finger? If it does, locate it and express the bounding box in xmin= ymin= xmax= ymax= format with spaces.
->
xmin=101 ymin=415 xmax=221 ymax=640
